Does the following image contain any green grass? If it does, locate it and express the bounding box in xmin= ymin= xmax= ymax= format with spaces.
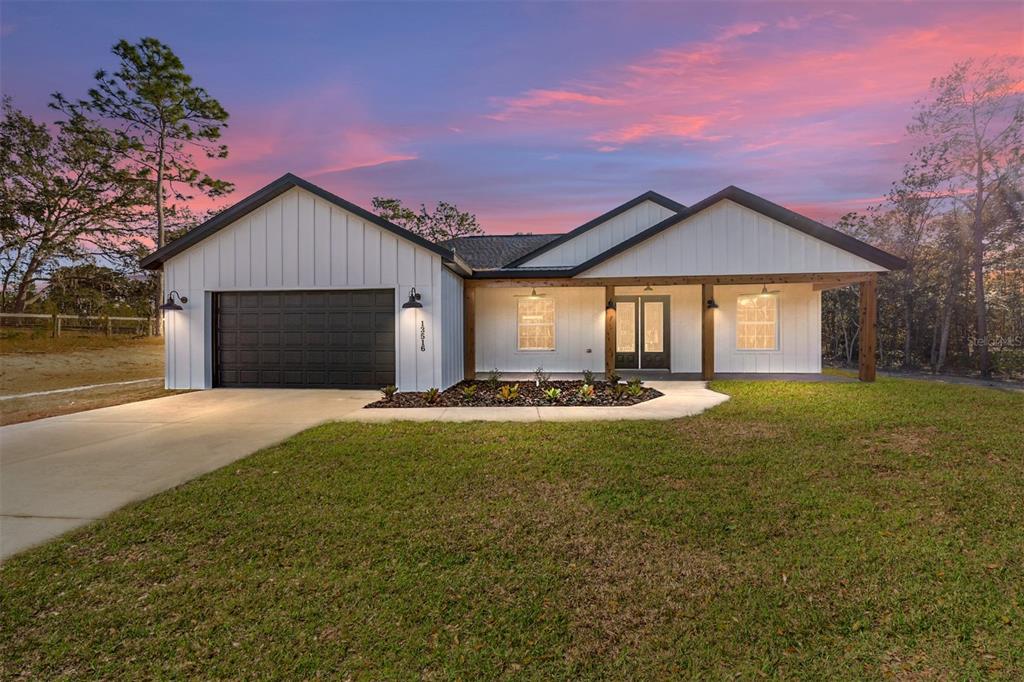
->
xmin=2 ymin=379 xmax=1022 ymax=679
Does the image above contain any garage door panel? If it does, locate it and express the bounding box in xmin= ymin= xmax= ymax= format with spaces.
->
xmin=215 ymin=289 xmax=395 ymax=388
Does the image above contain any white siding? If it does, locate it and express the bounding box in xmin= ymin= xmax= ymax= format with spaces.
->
xmin=474 ymin=287 xmax=604 ymax=373
xmin=162 ymin=186 xmax=446 ymax=392
xmin=713 ymin=284 xmax=822 ymax=373
xmin=580 ymin=200 xmax=886 ymax=278
xmin=521 ymin=200 xmax=676 ymax=267
xmin=441 ymin=269 xmax=464 ymax=388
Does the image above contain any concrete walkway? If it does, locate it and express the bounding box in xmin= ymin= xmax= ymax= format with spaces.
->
xmin=0 ymin=382 xmax=726 ymax=560
xmin=0 ymin=388 xmax=376 ymax=560
xmin=345 ymin=381 xmax=729 ymax=422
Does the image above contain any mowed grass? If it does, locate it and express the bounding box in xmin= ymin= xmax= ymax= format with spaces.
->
xmin=2 ymin=379 xmax=1022 ymax=679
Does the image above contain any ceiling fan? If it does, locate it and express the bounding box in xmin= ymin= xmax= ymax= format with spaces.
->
xmin=758 ymin=283 xmax=781 ymax=297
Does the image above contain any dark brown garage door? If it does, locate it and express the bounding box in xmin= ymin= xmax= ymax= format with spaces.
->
xmin=214 ymin=290 xmax=395 ymax=388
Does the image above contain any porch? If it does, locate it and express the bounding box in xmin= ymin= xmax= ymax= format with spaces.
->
xmin=463 ymin=273 xmax=880 ymax=382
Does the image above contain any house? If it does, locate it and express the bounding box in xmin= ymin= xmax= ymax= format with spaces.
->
xmin=140 ymin=173 xmax=905 ymax=391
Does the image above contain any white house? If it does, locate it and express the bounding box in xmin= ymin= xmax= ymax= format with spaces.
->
xmin=141 ymin=173 xmax=905 ymax=391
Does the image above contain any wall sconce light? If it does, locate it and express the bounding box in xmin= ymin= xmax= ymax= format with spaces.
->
xmin=159 ymin=290 xmax=189 ymax=312
xmin=706 ymin=298 xmax=719 ymax=310
xmin=402 ymin=287 xmax=423 ymax=309
xmin=606 ymin=299 xmax=616 ymax=311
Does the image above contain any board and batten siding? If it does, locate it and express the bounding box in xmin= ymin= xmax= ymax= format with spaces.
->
xmin=520 ymin=200 xmax=676 ymax=268
xmin=162 ymin=186 xmax=451 ymax=392
xmin=580 ymin=200 xmax=887 ymax=278
xmin=440 ymin=268 xmax=464 ymax=388
xmin=713 ymin=284 xmax=822 ymax=373
xmin=474 ymin=287 xmax=605 ymax=373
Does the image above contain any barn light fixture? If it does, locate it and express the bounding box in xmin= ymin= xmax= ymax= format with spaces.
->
xmin=159 ymin=290 xmax=188 ymax=312
xmin=402 ymin=287 xmax=423 ymax=309
xmin=706 ymin=298 xmax=719 ymax=310
xmin=606 ymin=299 xmax=616 ymax=310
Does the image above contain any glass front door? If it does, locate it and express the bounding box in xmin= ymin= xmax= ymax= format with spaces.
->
xmin=613 ymin=295 xmax=670 ymax=369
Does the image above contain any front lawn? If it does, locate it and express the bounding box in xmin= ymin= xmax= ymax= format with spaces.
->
xmin=2 ymin=379 xmax=1021 ymax=679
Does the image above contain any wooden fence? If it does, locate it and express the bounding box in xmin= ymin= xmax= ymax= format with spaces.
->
xmin=0 ymin=312 xmax=156 ymax=337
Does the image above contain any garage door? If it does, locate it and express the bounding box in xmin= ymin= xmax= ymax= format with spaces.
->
xmin=214 ymin=290 xmax=395 ymax=388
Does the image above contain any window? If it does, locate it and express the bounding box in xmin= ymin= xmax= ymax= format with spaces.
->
xmin=736 ymin=294 xmax=778 ymax=350
xmin=616 ymin=301 xmax=636 ymax=352
xmin=517 ymin=298 xmax=555 ymax=351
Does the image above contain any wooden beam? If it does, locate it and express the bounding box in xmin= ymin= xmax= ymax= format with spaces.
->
xmin=466 ymin=272 xmax=877 ymax=288
xmin=604 ymin=285 xmax=615 ymax=376
xmin=813 ymin=277 xmax=870 ymax=292
xmin=701 ymin=283 xmax=714 ymax=381
xmin=858 ymin=273 xmax=877 ymax=382
xmin=463 ymin=284 xmax=476 ymax=380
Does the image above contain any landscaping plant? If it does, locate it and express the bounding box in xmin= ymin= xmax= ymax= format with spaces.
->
xmin=543 ymin=387 xmax=561 ymax=403
xmin=534 ymin=366 xmax=551 ymax=385
xmin=605 ymin=369 xmax=621 ymax=385
xmin=578 ymin=383 xmax=596 ymax=402
xmin=626 ymin=383 xmax=644 ymax=397
xmin=496 ymin=384 xmax=520 ymax=402
xmin=424 ymin=387 xmax=440 ymax=404
xmin=486 ymin=368 xmax=503 ymax=390
xmin=582 ymin=369 xmax=596 ymax=385
xmin=380 ymin=385 xmax=398 ymax=401
xmin=461 ymin=384 xmax=478 ymax=401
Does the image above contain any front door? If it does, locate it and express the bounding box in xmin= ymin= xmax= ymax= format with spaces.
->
xmin=613 ymin=295 xmax=670 ymax=370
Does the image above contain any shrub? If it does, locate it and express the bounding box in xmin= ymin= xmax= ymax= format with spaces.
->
xmin=543 ymin=387 xmax=562 ymax=403
xmin=611 ymin=383 xmax=628 ymax=400
xmin=578 ymin=384 xmax=596 ymax=402
xmin=582 ymin=369 xmax=596 ymax=385
xmin=424 ymin=387 xmax=441 ymax=404
xmin=627 ymin=377 xmax=643 ymax=389
xmin=486 ymin=367 xmax=503 ymax=389
xmin=380 ymin=385 xmax=398 ymax=401
xmin=496 ymin=384 xmax=520 ymax=402
xmin=625 ymin=383 xmax=644 ymax=397
xmin=534 ymin=366 xmax=551 ymax=385
xmin=606 ymin=368 xmax=622 ymax=385
xmin=461 ymin=384 xmax=478 ymax=401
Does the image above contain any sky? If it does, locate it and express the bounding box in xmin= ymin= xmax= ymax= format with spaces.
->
xmin=2 ymin=1 xmax=1022 ymax=235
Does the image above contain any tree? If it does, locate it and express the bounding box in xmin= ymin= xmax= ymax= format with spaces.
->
xmin=45 ymin=263 xmax=154 ymax=317
xmin=0 ymin=98 xmax=149 ymax=312
xmin=52 ymin=37 xmax=233 ymax=251
xmin=372 ymin=196 xmax=483 ymax=242
xmin=908 ymin=57 xmax=1024 ymax=376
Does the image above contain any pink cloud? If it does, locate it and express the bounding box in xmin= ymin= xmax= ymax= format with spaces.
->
xmin=489 ymin=88 xmax=624 ymax=121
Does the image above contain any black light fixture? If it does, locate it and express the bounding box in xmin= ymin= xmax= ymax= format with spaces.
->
xmin=706 ymin=298 xmax=719 ymax=309
xmin=159 ymin=290 xmax=188 ymax=312
xmin=402 ymin=287 xmax=423 ymax=309
xmin=643 ymin=283 xmax=654 ymax=292
xmin=606 ymin=299 xmax=616 ymax=310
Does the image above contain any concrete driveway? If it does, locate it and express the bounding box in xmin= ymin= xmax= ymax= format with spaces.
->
xmin=0 ymin=388 xmax=376 ymax=560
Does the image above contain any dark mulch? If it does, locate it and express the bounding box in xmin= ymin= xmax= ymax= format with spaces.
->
xmin=366 ymin=380 xmax=663 ymax=408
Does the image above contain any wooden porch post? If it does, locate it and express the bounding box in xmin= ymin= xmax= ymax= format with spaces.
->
xmin=463 ymin=284 xmax=476 ymax=380
xmin=858 ymin=273 xmax=877 ymax=382
xmin=701 ymin=283 xmax=715 ymax=380
xmin=604 ymin=284 xmax=615 ymax=376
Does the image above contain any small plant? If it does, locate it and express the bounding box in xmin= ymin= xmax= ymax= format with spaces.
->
xmin=486 ymin=367 xmax=503 ymax=390
xmin=380 ymin=385 xmax=398 ymax=401
xmin=611 ymin=383 xmax=628 ymax=400
xmin=543 ymin=387 xmax=562 ymax=403
xmin=626 ymin=383 xmax=644 ymax=397
xmin=424 ymin=387 xmax=441 ymax=404
xmin=582 ymin=369 xmax=596 ymax=385
xmin=606 ymin=368 xmax=622 ymax=385
xmin=534 ymin=365 xmax=551 ymax=385
xmin=461 ymin=384 xmax=478 ymax=401
xmin=578 ymin=384 xmax=596 ymax=402
xmin=496 ymin=383 xmax=520 ymax=402
xmin=627 ymin=377 xmax=643 ymax=390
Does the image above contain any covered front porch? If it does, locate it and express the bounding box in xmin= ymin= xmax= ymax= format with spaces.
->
xmin=463 ymin=273 xmax=880 ymax=382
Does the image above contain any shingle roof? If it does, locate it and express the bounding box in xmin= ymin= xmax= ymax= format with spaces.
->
xmin=441 ymin=234 xmax=564 ymax=270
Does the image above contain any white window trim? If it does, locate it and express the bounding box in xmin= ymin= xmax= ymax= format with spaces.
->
xmin=516 ymin=297 xmax=556 ymax=352
xmin=735 ymin=293 xmax=780 ymax=352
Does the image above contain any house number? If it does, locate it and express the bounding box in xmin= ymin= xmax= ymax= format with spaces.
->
xmin=419 ymin=321 xmax=426 ymax=352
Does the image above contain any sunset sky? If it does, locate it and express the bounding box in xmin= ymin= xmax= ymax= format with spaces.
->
xmin=2 ymin=1 xmax=1022 ymax=234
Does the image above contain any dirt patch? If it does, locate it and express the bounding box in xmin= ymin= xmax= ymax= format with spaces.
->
xmin=367 ymin=380 xmax=662 ymax=408
xmin=673 ymin=418 xmax=789 ymax=448
xmin=0 ymin=342 xmax=163 ymax=394
xmin=0 ymin=380 xmax=183 ymax=426
xmin=859 ymin=426 xmax=941 ymax=457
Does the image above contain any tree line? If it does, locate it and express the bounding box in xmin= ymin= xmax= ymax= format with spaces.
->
xmin=823 ymin=57 xmax=1023 ymax=379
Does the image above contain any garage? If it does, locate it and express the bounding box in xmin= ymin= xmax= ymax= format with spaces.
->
xmin=214 ymin=289 xmax=395 ymax=388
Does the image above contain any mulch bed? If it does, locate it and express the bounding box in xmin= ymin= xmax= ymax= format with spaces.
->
xmin=366 ymin=380 xmax=663 ymax=408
